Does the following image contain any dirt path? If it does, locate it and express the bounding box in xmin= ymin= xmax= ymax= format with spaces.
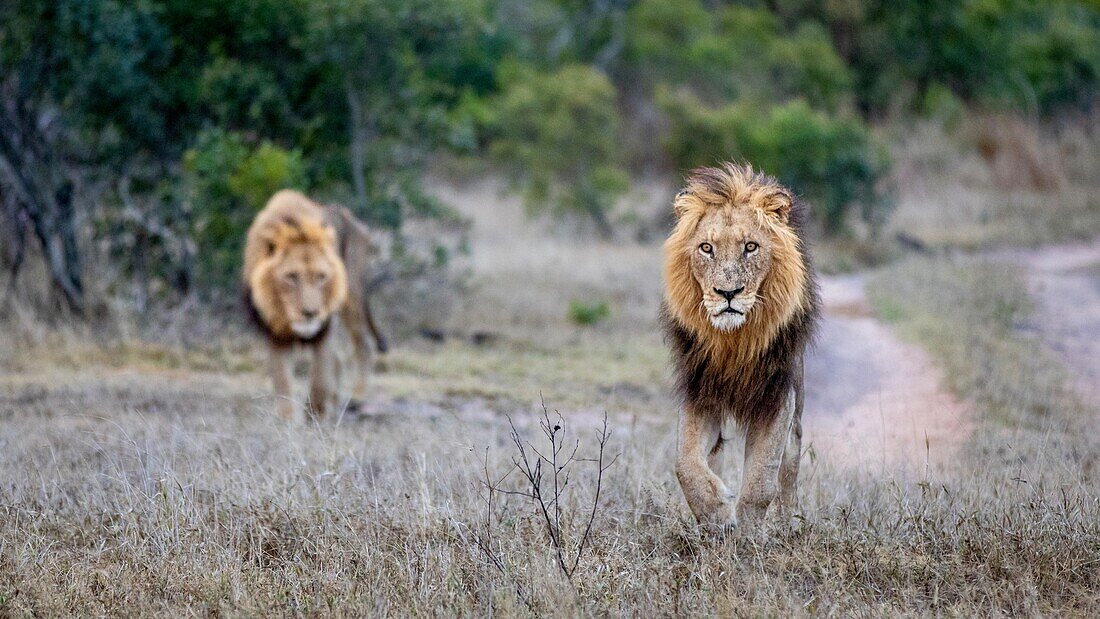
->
xmin=803 ymin=274 xmax=970 ymax=475
xmin=1011 ymin=239 xmax=1100 ymax=407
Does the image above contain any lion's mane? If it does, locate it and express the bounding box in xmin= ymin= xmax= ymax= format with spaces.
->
xmin=242 ymin=190 xmax=349 ymax=346
xmin=661 ymin=163 xmax=820 ymax=426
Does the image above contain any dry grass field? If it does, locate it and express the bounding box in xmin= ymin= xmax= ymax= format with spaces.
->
xmin=2 ymin=174 xmax=1099 ymax=615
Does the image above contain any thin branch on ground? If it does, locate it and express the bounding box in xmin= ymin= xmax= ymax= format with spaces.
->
xmin=504 ymin=398 xmax=618 ymax=580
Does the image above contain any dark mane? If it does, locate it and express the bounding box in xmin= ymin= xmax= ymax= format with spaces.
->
xmin=662 ymin=195 xmax=820 ymax=426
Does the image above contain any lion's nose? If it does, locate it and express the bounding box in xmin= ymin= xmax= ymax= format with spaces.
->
xmin=302 ymin=309 xmax=319 ymax=320
xmin=713 ymin=286 xmax=744 ymax=301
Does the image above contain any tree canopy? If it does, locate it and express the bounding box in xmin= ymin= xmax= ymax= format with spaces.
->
xmin=2 ymin=0 xmax=1098 ymax=311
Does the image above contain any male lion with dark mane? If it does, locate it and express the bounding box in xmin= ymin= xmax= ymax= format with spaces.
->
xmin=243 ymin=190 xmax=388 ymax=421
xmin=662 ymin=163 xmax=819 ymax=530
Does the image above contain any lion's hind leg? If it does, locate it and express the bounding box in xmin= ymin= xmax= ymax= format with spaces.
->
xmin=340 ymin=301 xmax=374 ymax=412
xmin=676 ymin=405 xmax=736 ymax=527
xmin=776 ymin=389 xmax=803 ymax=519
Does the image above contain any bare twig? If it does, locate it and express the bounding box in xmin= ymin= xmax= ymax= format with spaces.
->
xmin=472 ymin=447 xmax=538 ymax=615
xmin=572 ymin=412 xmax=616 ymax=575
xmin=503 ymin=400 xmax=619 ymax=581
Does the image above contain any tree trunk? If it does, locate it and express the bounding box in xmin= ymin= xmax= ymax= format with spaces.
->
xmin=345 ymin=79 xmax=368 ymax=211
xmin=0 ymin=107 xmax=85 ymax=314
xmin=577 ymin=178 xmax=615 ymax=239
xmin=586 ymin=201 xmax=615 ymax=239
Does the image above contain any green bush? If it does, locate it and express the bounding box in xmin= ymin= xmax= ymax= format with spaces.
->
xmin=1006 ymin=2 xmax=1100 ymax=112
xmin=848 ymin=0 xmax=1100 ymax=115
xmin=483 ymin=63 xmax=628 ymax=237
xmin=568 ymin=298 xmax=610 ymax=326
xmin=183 ymin=128 xmax=307 ymax=291
xmin=625 ymin=1 xmax=853 ymax=110
xmin=659 ymin=91 xmax=889 ymax=232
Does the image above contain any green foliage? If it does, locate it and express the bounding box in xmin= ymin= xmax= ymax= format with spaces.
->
xmin=227 ymin=143 xmax=306 ymax=211
xmin=568 ymin=298 xmax=610 ymax=326
xmin=5 ymin=0 xmax=1100 ymax=312
xmin=659 ymin=91 xmax=889 ymax=231
xmin=843 ymin=0 xmax=1100 ymax=114
xmin=625 ymin=1 xmax=854 ymax=111
xmin=1006 ymin=2 xmax=1100 ymax=112
xmin=306 ymin=0 xmax=496 ymax=229
xmin=184 ymin=129 xmax=306 ymax=289
xmin=483 ymin=64 xmax=628 ymax=237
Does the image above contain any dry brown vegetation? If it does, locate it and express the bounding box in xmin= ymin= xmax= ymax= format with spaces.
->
xmin=1 ymin=335 xmax=1097 ymax=615
xmin=2 ymin=137 xmax=1100 ymax=615
xmin=885 ymin=114 xmax=1100 ymax=251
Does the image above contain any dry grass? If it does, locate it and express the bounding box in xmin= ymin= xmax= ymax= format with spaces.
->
xmin=3 ymin=252 xmax=1099 ymax=616
xmin=1 ymin=360 xmax=1098 ymax=615
xmin=886 ymin=116 xmax=1100 ymax=251
xmin=3 ymin=165 xmax=1100 ymax=615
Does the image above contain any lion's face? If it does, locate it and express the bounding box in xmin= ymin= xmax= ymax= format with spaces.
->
xmin=664 ymin=164 xmax=808 ymax=349
xmin=687 ymin=207 xmax=774 ymax=331
xmin=247 ymin=214 xmax=349 ymax=342
xmin=270 ymin=242 xmax=345 ymax=338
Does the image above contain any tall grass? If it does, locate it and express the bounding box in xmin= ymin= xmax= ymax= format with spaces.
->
xmin=2 ymin=306 xmax=1098 ymax=615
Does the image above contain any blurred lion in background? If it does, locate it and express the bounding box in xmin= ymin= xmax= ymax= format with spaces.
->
xmin=662 ymin=163 xmax=819 ymax=531
xmin=243 ymin=189 xmax=388 ymax=420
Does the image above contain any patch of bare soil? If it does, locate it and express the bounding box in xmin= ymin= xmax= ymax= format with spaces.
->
xmin=804 ymin=275 xmax=971 ymax=475
xmin=1010 ymin=238 xmax=1100 ymax=407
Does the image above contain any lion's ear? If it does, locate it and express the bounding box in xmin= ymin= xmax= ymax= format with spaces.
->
xmin=762 ymin=189 xmax=793 ymax=222
xmin=673 ymin=189 xmax=692 ymax=219
xmin=261 ymin=232 xmax=280 ymax=257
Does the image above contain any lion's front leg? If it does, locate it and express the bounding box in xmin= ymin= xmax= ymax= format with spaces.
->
xmin=307 ymin=336 xmax=335 ymax=420
xmin=676 ymin=405 xmax=736 ymax=527
xmin=737 ymin=389 xmax=797 ymax=528
xmin=269 ymin=343 xmax=296 ymax=421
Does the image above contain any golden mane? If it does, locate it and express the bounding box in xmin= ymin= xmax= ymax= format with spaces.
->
xmin=663 ymin=163 xmax=811 ymax=371
xmin=243 ymin=190 xmax=348 ymax=344
xmin=266 ymin=215 xmax=335 ymax=250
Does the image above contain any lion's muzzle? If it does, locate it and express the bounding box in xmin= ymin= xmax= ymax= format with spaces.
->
xmin=292 ymin=318 xmax=325 ymax=338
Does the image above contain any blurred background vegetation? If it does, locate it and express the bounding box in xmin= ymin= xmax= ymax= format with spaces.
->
xmin=1 ymin=0 xmax=1098 ymax=323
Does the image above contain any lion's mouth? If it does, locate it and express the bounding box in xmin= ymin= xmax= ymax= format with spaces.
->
xmin=291 ymin=320 xmax=324 ymax=338
xmin=718 ymin=306 xmax=744 ymax=316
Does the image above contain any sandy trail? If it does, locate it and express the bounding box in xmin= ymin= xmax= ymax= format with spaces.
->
xmin=803 ymin=275 xmax=970 ymax=475
xmin=1010 ymin=239 xmax=1100 ymax=407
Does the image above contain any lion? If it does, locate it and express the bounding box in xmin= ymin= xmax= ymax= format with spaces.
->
xmin=662 ymin=163 xmax=819 ymax=529
xmin=243 ymin=189 xmax=388 ymax=420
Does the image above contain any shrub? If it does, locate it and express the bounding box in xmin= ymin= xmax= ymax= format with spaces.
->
xmin=625 ymin=1 xmax=853 ymax=110
xmin=851 ymin=0 xmax=1100 ymax=115
xmin=483 ymin=63 xmax=629 ymax=238
xmin=568 ymin=298 xmax=610 ymax=326
xmin=183 ymin=128 xmax=307 ymax=291
xmin=658 ymin=90 xmax=889 ymax=232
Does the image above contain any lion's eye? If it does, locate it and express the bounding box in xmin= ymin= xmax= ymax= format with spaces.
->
xmin=699 ymin=242 xmax=714 ymax=255
xmin=744 ymin=241 xmax=759 ymax=254
xmin=282 ymin=273 xmax=299 ymax=286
